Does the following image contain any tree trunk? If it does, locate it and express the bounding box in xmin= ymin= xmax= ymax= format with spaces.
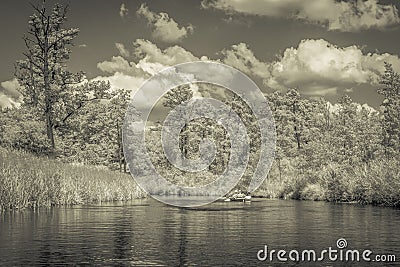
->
xmin=45 ymin=101 xmax=55 ymax=149
xmin=294 ymin=125 xmax=301 ymax=150
xmin=43 ymin=46 xmax=55 ymax=151
xmin=278 ymin=157 xmax=282 ymax=181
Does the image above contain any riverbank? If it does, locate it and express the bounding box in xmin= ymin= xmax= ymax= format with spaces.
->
xmin=256 ymin=159 xmax=400 ymax=208
xmin=0 ymin=147 xmax=145 ymax=210
xmin=1 ymin=147 xmax=399 ymax=210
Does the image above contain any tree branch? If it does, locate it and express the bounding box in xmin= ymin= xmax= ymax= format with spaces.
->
xmin=54 ymin=96 xmax=108 ymax=130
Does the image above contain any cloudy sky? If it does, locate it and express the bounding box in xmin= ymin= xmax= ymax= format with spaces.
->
xmin=1 ymin=0 xmax=400 ymax=109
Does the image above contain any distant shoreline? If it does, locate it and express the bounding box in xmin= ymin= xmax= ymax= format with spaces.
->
xmin=1 ymin=146 xmax=399 ymax=211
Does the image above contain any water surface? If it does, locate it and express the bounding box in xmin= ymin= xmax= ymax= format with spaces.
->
xmin=0 ymin=199 xmax=399 ymax=266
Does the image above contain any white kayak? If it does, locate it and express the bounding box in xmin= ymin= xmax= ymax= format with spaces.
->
xmin=217 ymin=195 xmax=252 ymax=202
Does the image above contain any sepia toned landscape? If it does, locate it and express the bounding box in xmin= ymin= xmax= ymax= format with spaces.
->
xmin=0 ymin=0 xmax=399 ymax=265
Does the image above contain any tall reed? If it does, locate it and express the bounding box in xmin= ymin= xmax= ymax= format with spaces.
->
xmin=0 ymin=147 xmax=145 ymax=210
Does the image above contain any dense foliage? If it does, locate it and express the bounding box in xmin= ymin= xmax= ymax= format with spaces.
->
xmin=258 ymin=64 xmax=400 ymax=207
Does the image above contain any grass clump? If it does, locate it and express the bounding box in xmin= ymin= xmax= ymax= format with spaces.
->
xmin=0 ymin=147 xmax=145 ymax=210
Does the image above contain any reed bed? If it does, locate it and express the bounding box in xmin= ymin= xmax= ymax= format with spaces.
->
xmin=258 ymin=158 xmax=400 ymax=207
xmin=0 ymin=147 xmax=145 ymax=210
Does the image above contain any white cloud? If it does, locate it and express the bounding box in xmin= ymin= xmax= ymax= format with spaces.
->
xmin=119 ymin=3 xmax=128 ymax=18
xmin=98 ymin=39 xmax=205 ymax=78
xmin=265 ymin=39 xmax=400 ymax=96
xmin=0 ymin=78 xmax=22 ymax=109
xmin=134 ymin=39 xmax=201 ymax=66
xmin=97 ymin=56 xmax=147 ymax=76
xmin=303 ymin=86 xmax=338 ymax=96
xmin=94 ymin=39 xmax=210 ymax=109
xmin=93 ymin=72 xmax=145 ymax=93
xmin=202 ymin=0 xmax=400 ymax=32
xmin=1 ymin=79 xmax=21 ymax=99
xmin=136 ymin=4 xmax=194 ymax=43
xmin=115 ymin=43 xmax=129 ymax=57
xmin=0 ymin=93 xmax=19 ymax=109
xmin=96 ymin=38 xmax=400 ymax=100
xmin=222 ymin=42 xmax=270 ymax=79
xmin=221 ymin=16 xmax=252 ymax=26
xmin=92 ymin=72 xmax=152 ymax=110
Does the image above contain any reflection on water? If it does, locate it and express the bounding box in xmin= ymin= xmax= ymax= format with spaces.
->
xmin=0 ymin=199 xmax=399 ymax=266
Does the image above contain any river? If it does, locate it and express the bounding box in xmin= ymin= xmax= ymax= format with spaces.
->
xmin=0 ymin=199 xmax=399 ymax=266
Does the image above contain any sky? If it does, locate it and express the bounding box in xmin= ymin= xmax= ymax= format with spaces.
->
xmin=1 ymin=0 xmax=400 ymax=109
